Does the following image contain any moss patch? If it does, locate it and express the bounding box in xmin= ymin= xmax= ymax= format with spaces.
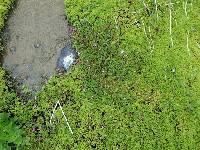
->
xmin=1 ymin=0 xmax=200 ymax=149
xmin=0 ymin=0 xmax=15 ymax=30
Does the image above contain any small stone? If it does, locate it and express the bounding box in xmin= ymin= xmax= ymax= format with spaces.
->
xmin=63 ymin=54 xmax=74 ymax=70
xmin=34 ymin=43 xmax=41 ymax=48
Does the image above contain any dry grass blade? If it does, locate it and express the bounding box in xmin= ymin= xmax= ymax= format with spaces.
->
xmin=155 ymin=0 xmax=158 ymax=19
xmin=50 ymin=101 xmax=59 ymax=124
xmin=184 ymin=0 xmax=188 ymax=18
xmin=169 ymin=0 xmax=173 ymax=47
xmin=50 ymin=100 xmax=73 ymax=134
xmin=57 ymin=101 xmax=73 ymax=134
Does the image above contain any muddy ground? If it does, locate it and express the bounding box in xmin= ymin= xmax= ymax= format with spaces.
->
xmin=1 ymin=0 xmax=72 ymax=94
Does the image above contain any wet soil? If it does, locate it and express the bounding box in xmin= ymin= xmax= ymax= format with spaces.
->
xmin=1 ymin=0 xmax=72 ymax=93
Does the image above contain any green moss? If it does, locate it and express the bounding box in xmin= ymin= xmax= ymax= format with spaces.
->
xmin=58 ymin=0 xmax=200 ymax=149
xmin=0 ymin=0 xmax=14 ymax=30
xmin=0 ymin=0 xmax=18 ymax=112
xmin=0 ymin=1 xmax=29 ymax=149
xmin=0 ymin=68 xmax=18 ymax=112
xmin=1 ymin=0 xmax=200 ymax=149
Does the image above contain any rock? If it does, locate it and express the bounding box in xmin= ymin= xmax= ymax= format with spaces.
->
xmin=56 ymin=43 xmax=78 ymax=71
xmin=34 ymin=43 xmax=41 ymax=49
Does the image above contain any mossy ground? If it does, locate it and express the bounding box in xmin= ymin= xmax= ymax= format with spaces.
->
xmin=1 ymin=0 xmax=200 ymax=149
xmin=0 ymin=1 xmax=16 ymax=108
xmin=0 ymin=0 xmax=17 ymax=109
xmin=0 ymin=0 xmax=15 ymax=53
xmin=0 ymin=0 xmax=15 ymax=30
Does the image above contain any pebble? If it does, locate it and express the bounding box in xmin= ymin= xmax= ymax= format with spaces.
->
xmin=34 ymin=43 xmax=41 ymax=48
xmin=63 ymin=54 xmax=74 ymax=70
xmin=56 ymin=44 xmax=78 ymax=71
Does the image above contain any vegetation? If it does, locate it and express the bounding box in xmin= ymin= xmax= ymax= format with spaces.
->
xmin=0 ymin=113 xmax=29 ymax=150
xmin=1 ymin=0 xmax=200 ymax=149
xmin=0 ymin=0 xmax=14 ymax=30
xmin=0 ymin=0 xmax=15 ymax=53
xmin=0 ymin=1 xmax=28 ymax=149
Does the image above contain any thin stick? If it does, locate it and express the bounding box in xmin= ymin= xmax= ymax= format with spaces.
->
xmin=57 ymin=101 xmax=73 ymax=134
xmin=155 ymin=0 xmax=158 ymax=19
xmin=184 ymin=0 xmax=188 ymax=18
xmin=115 ymin=16 xmax=118 ymax=29
xmin=149 ymin=26 xmax=155 ymax=50
xmin=142 ymin=0 xmax=148 ymax=9
xmin=142 ymin=21 xmax=148 ymax=38
xmin=50 ymin=101 xmax=59 ymax=124
xmin=169 ymin=0 xmax=173 ymax=47
xmin=142 ymin=20 xmax=151 ymax=50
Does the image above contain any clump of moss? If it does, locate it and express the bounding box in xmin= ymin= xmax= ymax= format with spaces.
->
xmin=1 ymin=0 xmax=200 ymax=149
xmin=0 ymin=0 xmax=15 ymax=30
xmin=0 ymin=0 xmax=17 ymax=111
xmin=0 ymin=0 xmax=15 ymax=53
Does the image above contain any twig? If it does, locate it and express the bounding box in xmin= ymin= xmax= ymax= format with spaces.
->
xmin=142 ymin=20 xmax=151 ymax=50
xmin=148 ymin=26 xmax=155 ymax=51
xmin=169 ymin=0 xmax=174 ymax=47
xmin=142 ymin=0 xmax=150 ymax=15
xmin=142 ymin=20 xmax=155 ymax=52
xmin=142 ymin=0 xmax=148 ymax=9
xmin=142 ymin=21 xmax=148 ymax=38
xmin=142 ymin=21 xmax=147 ymax=37
xmin=184 ymin=0 xmax=188 ymax=18
xmin=50 ymin=100 xmax=73 ymax=134
xmin=50 ymin=101 xmax=59 ymax=124
xmin=115 ymin=16 xmax=119 ymax=29
xmin=57 ymin=101 xmax=73 ymax=134
xmin=154 ymin=0 xmax=158 ymax=19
